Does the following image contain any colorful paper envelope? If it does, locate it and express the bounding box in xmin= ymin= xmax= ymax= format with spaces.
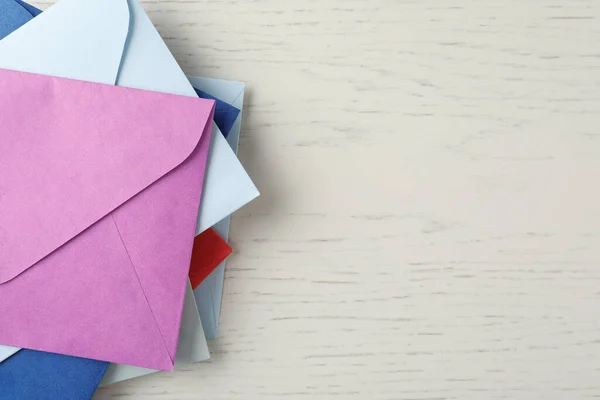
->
xmin=0 ymin=67 xmax=215 ymax=371
xmin=0 ymin=0 xmax=218 ymax=371
xmin=189 ymin=76 xmax=248 ymax=340
xmin=0 ymin=0 xmax=259 ymax=384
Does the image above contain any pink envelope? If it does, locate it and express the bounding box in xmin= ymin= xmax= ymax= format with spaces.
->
xmin=0 ymin=68 xmax=215 ymax=371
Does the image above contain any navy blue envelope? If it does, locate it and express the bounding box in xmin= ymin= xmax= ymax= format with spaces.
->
xmin=0 ymin=1 xmax=109 ymax=398
xmin=194 ymin=88 xmax=241 ymax=138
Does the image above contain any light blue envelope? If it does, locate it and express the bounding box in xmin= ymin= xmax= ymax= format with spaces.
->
xmin=189 ymin=76 xmax=247 ymax=340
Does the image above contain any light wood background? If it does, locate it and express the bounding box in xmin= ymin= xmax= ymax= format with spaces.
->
xmin=34 ymin=0 xmax=600 ymax=398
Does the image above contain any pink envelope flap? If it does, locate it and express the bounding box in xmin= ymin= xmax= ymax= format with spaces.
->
xmin=0 ymin=68 xmax=215 ymax=284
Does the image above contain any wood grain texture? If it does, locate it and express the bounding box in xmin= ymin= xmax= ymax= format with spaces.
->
xmin=33 ymin=0 xmax=600 ymax=398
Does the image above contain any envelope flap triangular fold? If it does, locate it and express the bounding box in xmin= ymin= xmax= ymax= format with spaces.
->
xmin=0 ymin=69 xmax=214 ymax=284
xmin=0 ymin=214 xmax=177 ymax=370
xmin=0 ymin=0 xmax=129 ymax=84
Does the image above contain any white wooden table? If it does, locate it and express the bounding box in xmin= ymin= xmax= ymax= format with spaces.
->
xmin=34 ymin=1 xmax=600 ymax=398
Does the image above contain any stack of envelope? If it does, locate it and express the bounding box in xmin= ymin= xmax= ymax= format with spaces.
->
xmin=0 ymin=0 xmax=259 ymax=398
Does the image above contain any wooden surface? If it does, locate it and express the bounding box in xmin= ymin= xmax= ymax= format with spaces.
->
xmin=37 ymin=0 xmax=600 ymax=398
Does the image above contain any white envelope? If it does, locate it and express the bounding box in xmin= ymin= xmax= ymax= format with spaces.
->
xmin=0 ymin=0 xmax=256 ymax=370
xmin=188 ymin=76 xmax=248 ymax=340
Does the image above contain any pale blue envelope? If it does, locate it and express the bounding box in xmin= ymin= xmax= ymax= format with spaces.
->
xmin=189 ymin=76 xmax=246 ymax=340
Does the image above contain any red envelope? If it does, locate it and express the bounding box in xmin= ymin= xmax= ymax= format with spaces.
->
xmin=189 ymin=229 xmax=233 ymax=290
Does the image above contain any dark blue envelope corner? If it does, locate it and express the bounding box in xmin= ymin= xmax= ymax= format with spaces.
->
xmin=194 ymin=88 xmax=241 ymax=138
xmin=0 ymin=1 xmax=109 ymax=398
xmin=14 ymin=0 xmax=42 ymax=16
